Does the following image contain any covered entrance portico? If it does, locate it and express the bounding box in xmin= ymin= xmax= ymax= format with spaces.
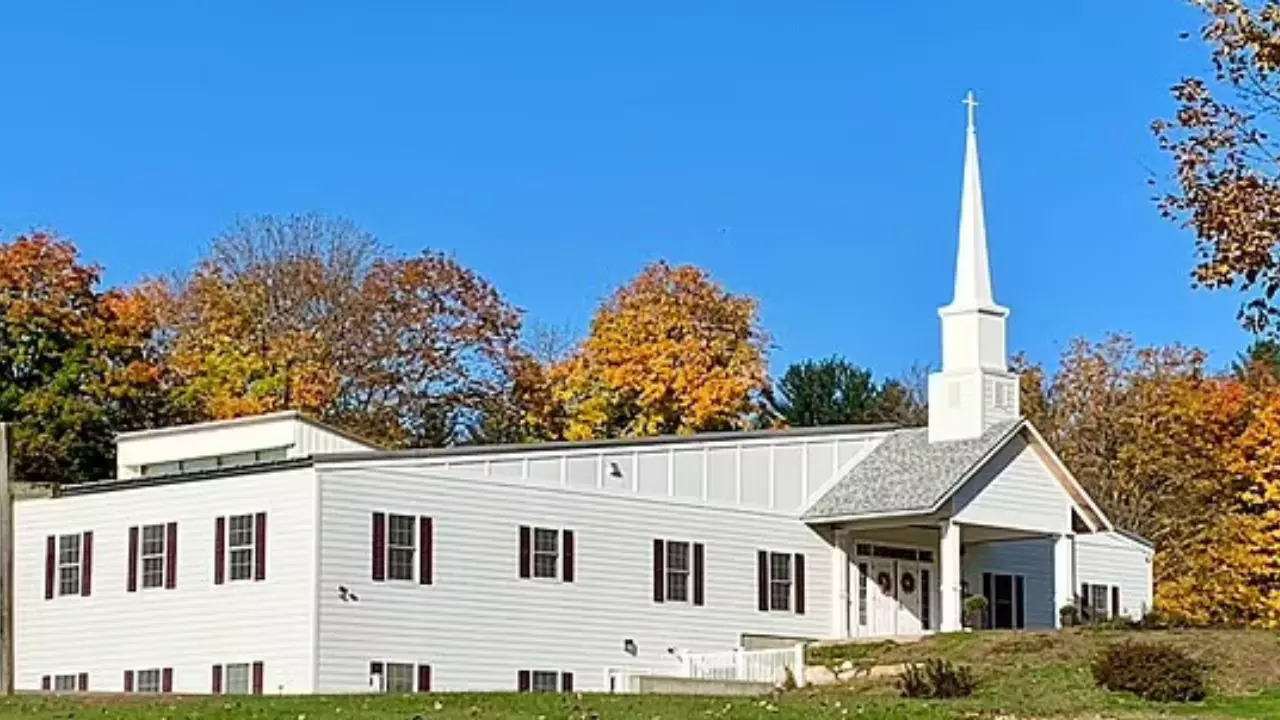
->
xmin=830 ymin=516 xmax=1078 ymax=639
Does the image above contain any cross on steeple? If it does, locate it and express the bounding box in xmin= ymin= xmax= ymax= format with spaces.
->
xmin=963 ymin=91 xmax=978 ymax=132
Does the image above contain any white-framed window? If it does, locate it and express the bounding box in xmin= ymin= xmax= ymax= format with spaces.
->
xmin=1088 ymin=583 xmax=1113 ymax=620
xmin=139 ymin=447 xmax=291 ymax=477
xmin=57 ymin=534 xmax=81 ymax=597
xmin=369 ymin=661 xmax=428 ymax=693
xmin=665 ymin=541 xmax=691 ymax=602
xmin=531 ymin=671 xmax=559 ymax=693
xmin=141 ymin=524 xmax=166 ymax=589
xmin=136 ymin=669 xmax=162 ymax=693
xmin=225 ymin=663 xmax=251 ymax=695
xmin=53 ymin=674 xmax=77 ymax=692
xmin=386 ymin=663 xmax=414 ymax=693
xmin=769 ymin=552 xmax=792 ymax=611
xmin=533 ymin=528 xmax=559 ymax=579
xmin=387 ymin=514 xmax=417 ymax=581
xmin=227 ymin=514 xmax=255 ymax=581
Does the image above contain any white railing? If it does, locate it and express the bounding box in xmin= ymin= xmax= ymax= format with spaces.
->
xmin=679 ymin=644 xmax=806 ymax=688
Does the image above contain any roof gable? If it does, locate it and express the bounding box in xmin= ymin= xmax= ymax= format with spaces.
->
xmin=803 ymin=419 xmax=1112 ymax=530
xmin=802 ymin=420 xmax=1021 ymax=521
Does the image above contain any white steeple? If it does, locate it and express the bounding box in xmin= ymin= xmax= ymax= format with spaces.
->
xmin=927 ymin=91 xmax=1020 ymax=443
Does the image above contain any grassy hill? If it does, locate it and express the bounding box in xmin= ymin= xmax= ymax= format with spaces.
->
xmin=6 ymin=629 xmax=1280 ymax=719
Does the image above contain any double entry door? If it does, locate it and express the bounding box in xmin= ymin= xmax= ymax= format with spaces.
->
xmin=855 ymin=544 xmax=935 ymax=637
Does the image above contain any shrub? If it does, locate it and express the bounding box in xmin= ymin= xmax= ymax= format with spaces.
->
xmin=1059 ymin=602 xmax=1081 ymax=628
xmin=897 ymin=658 xmax=977 ymax=699
xmin=1091 ymin=641 xmax=1208 ymax=702
xmin=963 ymin=595 xmax=988 ymax=629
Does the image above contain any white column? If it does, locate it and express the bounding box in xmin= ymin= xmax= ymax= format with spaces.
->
xmin=939 ymin=519 xmax=963 ymax=632
xmin=1053 ymin=533 xmax=1075 ymax=628
xmin=831 ymin=530 xmax=851 ymax=638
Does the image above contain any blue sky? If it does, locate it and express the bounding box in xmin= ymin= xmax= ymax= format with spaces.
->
xmin=0 ymin=1 xmax=1250 ymax=378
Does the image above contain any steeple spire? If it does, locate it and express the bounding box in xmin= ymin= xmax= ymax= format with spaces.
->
xmin=927 ymin=90 xmax=1019 ymax=443
xmin=947 ymin=91 xmax=1002 ymax=312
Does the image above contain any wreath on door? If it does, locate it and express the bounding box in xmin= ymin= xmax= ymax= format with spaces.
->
xmin=876 ymin=571 xmax=893 ymax=594
xmin=900 ymin=571 xmax=916 ymax=595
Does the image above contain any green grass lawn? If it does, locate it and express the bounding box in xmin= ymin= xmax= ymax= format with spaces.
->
xmin=7 ymin=629 xmax=1280 ymax=720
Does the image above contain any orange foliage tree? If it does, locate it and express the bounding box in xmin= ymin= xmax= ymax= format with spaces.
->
xmin=537 ymin=261 xmax=770 ymax=440
xmin=0 ymin=232 xmax=171 ymax=483
xmin=160 ymin=213 xmax=526 ymax=447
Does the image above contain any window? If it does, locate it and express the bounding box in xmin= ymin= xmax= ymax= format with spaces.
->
xmin=531 ymin=671 xmax=559 ymax=692
xmin=136 ymin=669 xmax=162 ymax=693
xmin=769 ymin=552 xmax=792 ymax=611
xmin=225 ymin=663 xmax=250 ymax=694
xmin=757 ymin=550 xmax=804 ymax=614
xmin=857 ymin=562 xmax=869 ymax=626
xmin=1082 ymin=582 xmax=1119 ymax=621
xmin=141 ymin=524 xmax=166 ymax=589
xmin=920 ymin=568 xmax=932 ymax=630
xmin=372 ymin=513 xmax=432 ymax=584
xmin=388 ymin=515 xmax=417 ymax=581
xmin=53 ymin=675 xmax=77 ymax=692
xmin=533 ymin=528 xmax=559 ymax=579
xmin=369 ymin=661 xmax=430 ymax=693
xmin=386 ymin=663 xmax=414 ymax=693
xmin=665 ymin=541 xmax=690 ymax=602
xmin=228 ymin=514 xmax=255 ymax=581
xmin=519 ymin=670 xmax=573 ymax=693
xmin=139 ymin=448 xmax=291 ymax=477
xmin=982 ymin=572 xmax=1026 ymax=629
xmin=58 ymin=534 xmax=81 ymax=597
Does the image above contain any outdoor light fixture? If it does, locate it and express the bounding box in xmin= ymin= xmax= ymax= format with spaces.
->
xmin=623 ymin=638 xmax=637 ymax=655
xmin=609 ymin=462 xmax=624 ymax=478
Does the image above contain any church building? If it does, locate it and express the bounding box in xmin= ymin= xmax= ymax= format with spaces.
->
xmin=11 ymin=95 xmax=1152 ymax=695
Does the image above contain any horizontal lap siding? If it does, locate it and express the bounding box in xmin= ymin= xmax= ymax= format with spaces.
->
xmin=13 ymin=467 xmax=318 ymax=693
xmin=1075 ymin=533 xmax=1154 ymax=619
xmin=317 ymin=465 xmax=833 ymax=693
xmin=963 ymin=538 xmax=1055 ymax=629
xmin=953 ymin=437 xmax=1073 ymax=535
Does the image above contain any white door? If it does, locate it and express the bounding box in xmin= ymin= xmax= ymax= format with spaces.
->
xmin=896 ymin=561 xmax=923 ymax=635
xmin=867 ymin=559 xmax=896 ymax=636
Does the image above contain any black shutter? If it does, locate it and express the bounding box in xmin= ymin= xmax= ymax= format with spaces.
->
xmin=127 ymin=526 xmax=139 ymax=592
xmin=756 ymin=550 xmax=768 ymax=611
xmin=692 ymin=543 xmax=705 ymax=606
xmin=1111 ymin=585 xmax=1120 ymax=618
xmin=517 ymin=670 xmax=531 ymax=692
xmin=419 ymin=516 xmax=433 ymax=585
xmin=372 ymin=513 xmax=386 ymax=581
xmin=1080 ymin=582 xmax=1091 ymax=621
xmin=561 ymin=671 xmax=574 ymax=692
xmin=793 ymin=553 xmax=806 ymax=615
xmin=212 ymin=664 xmax=223 ymax=694
xmin=1014 ymin=575 xmax=1026 ymax=629
xmin=77 ymin=673 xmax=88 ymax=692
xmin=562 ymin=529 xmax=575 ymax=582
xmin=253 ymin=512 xmax=267 ymax=581
xmin=652 ymin=539 xmax=665 ymax=602
xmin=165 ymin=522 xmax=178 ymax=589
xmin=80 ymin=531 xmax=93 ymax=597
xmin=518 ymin=526 xmax=531 ymax=578
xmin=417 ymin=665 xmax=431 ymax=693
xmin=982 ymin=572 xmax=994 ymax=629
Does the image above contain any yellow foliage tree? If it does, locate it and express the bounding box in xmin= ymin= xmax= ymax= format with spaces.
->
xmin=542 ymin=261 xmax=769 ymax=440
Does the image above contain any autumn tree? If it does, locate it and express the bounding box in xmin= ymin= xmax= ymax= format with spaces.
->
xmin=161 ymin=213 xmax=525 ymax=446
xmin=0 ymin=233 xmax=171 ymax=484
xmin=770 ymin=356 xmax=928 ymax=427
xmin=1154 ymin=0 xmax=1280 ymax=334
xmin=1020 ymin=335 xmax=1249 ymax=546
xmin=539 ymin=261 xmax=769 ymax=439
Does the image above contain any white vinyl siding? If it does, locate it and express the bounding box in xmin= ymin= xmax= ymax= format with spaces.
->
xmin=1075 ymin=532 xmax=1154 ymax=620
xmin=13 ymin=466 xmax=318 ymax=694
xmin=316 ymin=462 xmax=833 ymax=692
xmin=952 ymin=436 xmax=1074 ymax=535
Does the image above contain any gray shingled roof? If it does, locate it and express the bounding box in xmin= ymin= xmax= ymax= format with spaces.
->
xmin=803 ymin=419 xmax=1023 ymax=520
